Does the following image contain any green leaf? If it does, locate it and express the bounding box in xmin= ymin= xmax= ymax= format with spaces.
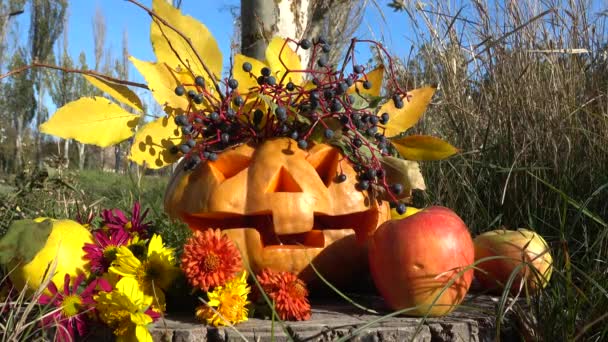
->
xmin=0 ymin=219 xmax=53 ymax=266
xmin=391 ymin=135 xmax=459 ymax=161
xmin=309 ymin=118 xmax=343 ymax=144
xmin=129 ymin=116 xmax=182 ymax=169
xmin=380 ymin=86 xmax=436 ymax=137
xmin=40 ymin=97 xmax=140 ymax=147
xmin=83 ymin=74 xmax=143 ymax=112
xmin=380 ymin=156 xmax=426 ymax=199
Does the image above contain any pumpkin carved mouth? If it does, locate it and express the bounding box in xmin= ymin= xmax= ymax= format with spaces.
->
xmin=164 ymin=138 xmax=391 ymax=281
xmin=182 ymin=209 xmax=380 ymax=249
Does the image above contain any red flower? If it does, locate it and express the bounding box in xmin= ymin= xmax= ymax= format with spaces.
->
xmin=256 ymin=269 xmax=311 ymax=321
xmin=101 ymin=202 xmax=151 ymax=238
xmin=38 ymin=274 xmax=110 ymax=342
xmin=83 ymin=229 xmax=131 ymax=274
xmin=181 ymin=229 xmax=243 ymax=291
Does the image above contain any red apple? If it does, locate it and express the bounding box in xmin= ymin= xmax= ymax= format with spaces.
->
xmin=368 ymin=206 xmax=474 ymax=316
xmin=474 ymin=228 xmax=552 ymax=294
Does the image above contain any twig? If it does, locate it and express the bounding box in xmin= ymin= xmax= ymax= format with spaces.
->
xmin=125 ymin=0 xmax=223 ymax=97
xmin=9 ymin=9 xmax=24 ymax=17
xmin=0 ymin=62 xmax=149 ymax=89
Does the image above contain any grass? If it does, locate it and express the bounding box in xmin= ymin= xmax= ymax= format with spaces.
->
xmin=390 ymin=0 xmax=608 ymax=340
xmin=1 ymin=0 xmax=607 ymax=340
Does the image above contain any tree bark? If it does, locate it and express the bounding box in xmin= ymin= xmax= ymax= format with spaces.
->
xmin=13 ymin=116 xmax=23 ymax=172
xmin=239 ymin=0 xmax=362 ymax=67
xmin=78 ymin=143 xmax=86 ymax=170
xmin=240 ymin=0 xmax=275 ymax=60
xmin=34 ymin=83 xmax=44 ymax=166
xmin=63 ymin=139 xmax=70 ymax=168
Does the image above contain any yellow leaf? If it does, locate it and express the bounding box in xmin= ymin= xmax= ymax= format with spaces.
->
xmin=348 ymin=66 xmax=384 ymax=97
xmin=380 ymin=86 xmax=436 ymax=137
xmin=233 ymin=54 xmax=268 ymax=94
xmin=380 ymin=156 xmax=426 ymax=193
xmin=40 ymin=97 xmax=140 ymax=147
xmin=130 ymin=57 xmax=187 ymax=115
xmin=129 ymin=116 xmax=182 ymax=169
xmin=83 ymin=75 xmax=143 ymax=112
xmin=391 ymin=135 xmax=459 ymax=161
xmin=151 ymin=0 xmax=222 ymax=86
xmin=265 ymin=37 xmax=302 ymax=86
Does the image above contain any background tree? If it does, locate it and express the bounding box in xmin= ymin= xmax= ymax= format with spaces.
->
xmin=28 ymin=0 xmax=67 ymax=166
xmin=91 ymin=5 xmax=107 ymax=169
xmin=48 ymin=26 xmax=78 ymax=168
xmin=113 ymin=29 xmax=131 ymax=173
xmin=0 ymin=0 xmax=26 ymax=70
xmin=2 ymin=48 xmax=36 ymax=172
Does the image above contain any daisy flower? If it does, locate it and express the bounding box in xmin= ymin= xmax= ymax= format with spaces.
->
xmin=195 ymin=271 xmax=250 ymax=327
xmin=181 ymin=229 xmax=243 ymax=291
xmin=109 ymin=234 xmax=179 ymax=309
xmin=102 ymin=202 xmax=151 ymax=238
xmin=256 ymin=268 xmax=311 ymax=321
xmin=95 ymin=277 xmax=159 ymax=342
xmin=38 ymin=273 xmax=111 ymax=342
xmin=83 ymin=229 xmax=131 ymax=274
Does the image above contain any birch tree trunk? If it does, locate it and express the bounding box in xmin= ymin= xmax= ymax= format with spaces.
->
xmin=63 ymin=139 xmax=70 ymax=168
xmin=13 ymin=116 xmax=23 ymax=171
xmin=239 ymin=0 xmax=365 ymax=67
xmin=78 ymin=143 xmax=85 ymax=170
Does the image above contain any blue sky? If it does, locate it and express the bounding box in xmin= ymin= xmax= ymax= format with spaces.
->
xmin=8 ymin=0 xmax=417 ymax=113
xmin=64 ymin=1 xmax=413 ymax=81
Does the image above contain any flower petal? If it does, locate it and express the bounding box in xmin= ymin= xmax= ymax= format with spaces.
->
xmin=134 ymin=324 xmax=153 ymax=342
xmin=110 ymin=246 xmax=141 ymax=278
xmin=130 ymin=312 xmax=153 ymax=326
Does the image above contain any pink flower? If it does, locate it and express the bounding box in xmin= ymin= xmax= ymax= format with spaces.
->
xmin=38 ymin=274 xmax=110 ymax=342
xmin=83 ymin=229 xmax=131 ymax=274
xmin=101 ymin=202 xmax=151 ymax=238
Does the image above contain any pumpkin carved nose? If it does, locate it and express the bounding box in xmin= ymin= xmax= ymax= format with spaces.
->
xmin=266 ymin=167 xmax=303 ymax=193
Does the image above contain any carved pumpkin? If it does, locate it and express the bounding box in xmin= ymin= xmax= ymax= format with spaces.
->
xmin=164 ymin=138 xmax=390 ymax=284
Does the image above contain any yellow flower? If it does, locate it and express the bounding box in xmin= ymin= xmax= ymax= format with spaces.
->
xmin=95 ymin=277 xmax=155 ymax=342
xmin=195 ymin=271 xmax=250 ymax=327
xmin=109 ymin=234 xmax=179 ymax=310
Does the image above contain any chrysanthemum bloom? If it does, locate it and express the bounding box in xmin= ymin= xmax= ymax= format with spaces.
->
xmin=95 ymin=277 xmax=159 ymax=342
xmin=38 ymin=273 xmax=111 ymax=342
xmin=181 ymin=229 xmax=243 ymax=291
xmin=83 ymin=229 xmax=131 ymax=274
xmin=256 ymin=268 xmax=311 ymax=321
xmin=195 ymin=271 xmax=250 ymax=327
xmin=102 ymin=202 xmax=151 ymax=238
xmin=109 ymin=234 xmax=179 ymax=310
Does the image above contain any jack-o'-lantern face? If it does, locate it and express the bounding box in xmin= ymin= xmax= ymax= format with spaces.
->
xmin=164 ymin=138 xmax=390 ymax=284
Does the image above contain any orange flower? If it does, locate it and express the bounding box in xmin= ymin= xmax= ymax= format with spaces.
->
xmin=256 ymin=268 xmax=311 ymax=321
xmin=181 ymin=229 xmax=243 ymax=291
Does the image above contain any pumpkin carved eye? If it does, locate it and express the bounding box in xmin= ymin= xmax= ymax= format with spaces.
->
xmin=307 ymin=147 xmax=341 ymax=187
xmin=208 ymin=152 xmax=251 ymax=182
xmin=165 ymin=138 xmax=391 ymax=284
xmin=266 ymin=167 xmax=303 ymax=193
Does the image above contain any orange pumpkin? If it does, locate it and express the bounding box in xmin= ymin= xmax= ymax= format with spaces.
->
xmin=164 ymin=138 xmax=390 ymax=285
